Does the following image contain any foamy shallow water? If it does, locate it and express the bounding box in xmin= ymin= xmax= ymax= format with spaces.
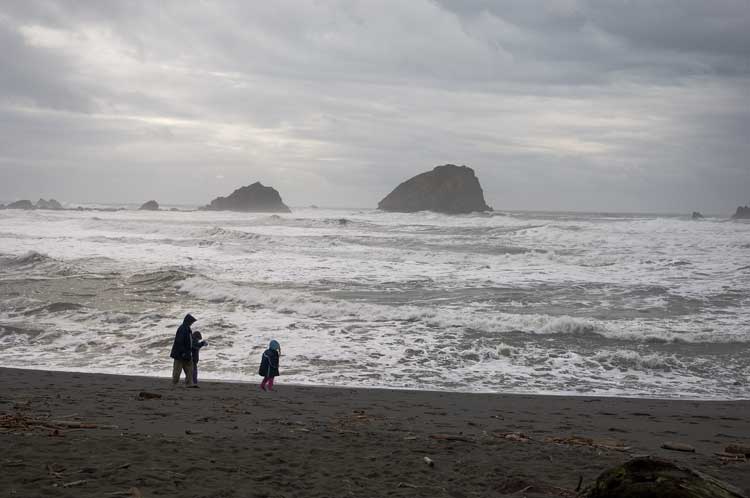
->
xmin=0 ymin=207 xmax=748 ymax=399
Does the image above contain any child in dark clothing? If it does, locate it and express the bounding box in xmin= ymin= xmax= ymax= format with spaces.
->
xmin=258 ymin=339 xmax=280 ymax=391
xmin=191 ymin=330 xmax=207 ymax=385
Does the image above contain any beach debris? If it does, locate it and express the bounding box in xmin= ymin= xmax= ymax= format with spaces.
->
xmin=185 ymin=429 xmax=204 ymax=435
xmin=662 ymin=441 xmax=697 ymax=453
xmin=423 ymin=456 xmax=435 ymax=467
xmin=61 ymin=479 xmax=89 ymax=488
xmin=105 ymin=489 xmax=142 ymax=498
xmin=137 ymin=391 xmax=162 ymax=400
xmin=430 ymin=433 xmax=474 ymax=443
xmin=494 ymin=477 xmax=577 ymax=497
xmin=715 ymin=452 xmax=747 ymax=464
xmin=544 ymin=435 xmax=631 ymax=452
xmin=398 ymin=482 xmax=419 ymax=489
xmin=47 ymin=463 xmax=65 ymax=479
xmin=580 ymin=457 xmax=748 ymax=498
xmin=0 ymin=412 xmax=115 ymax=433
xmin=725 ymin=444 xmax=750 ymax=457
xmin=493 ymin=431 xmax=531 ymax=442
xmin=50 ymin=420 xmax=99 ymax=429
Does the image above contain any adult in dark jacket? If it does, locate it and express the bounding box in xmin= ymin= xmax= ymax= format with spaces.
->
xmin=170 ymin=313 xmax=197 ymax=387
xmin=191 ymin=330 xmax=207 ymax=385
xmin=258 ymin=339 xmax=280 ymax=391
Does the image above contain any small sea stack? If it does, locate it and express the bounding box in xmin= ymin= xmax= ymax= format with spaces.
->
xmin=139 ymin=200 xmax=159 ymax=211
xmin=732 ymin=206 xmax=750 ymax=219
xmin=5 ymin=200 xmax=34 ymax=210
xmin=378 ymin=164 xmax=491 ymax=214
xmin=201 ymin=182 xmax=291 ymax=213
xmin=691 ymin=211 xmax=704 ymax=220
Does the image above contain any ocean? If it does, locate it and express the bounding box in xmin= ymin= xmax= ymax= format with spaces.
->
xmin=0 ymin=207 xmax=748 ymax=399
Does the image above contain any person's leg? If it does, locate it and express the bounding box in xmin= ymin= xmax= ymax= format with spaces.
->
xmin=260 ymin=377 xmax=268 ymax=390
xmin=172 ymin=359 xmax=182 ymax=385
xmin=267 ymin=376 xmax=274 ymax=391
xmin=183 ymin=361 xmax=194 ymax=387
xmin=192 ymin=361 xmax=198 ymax=385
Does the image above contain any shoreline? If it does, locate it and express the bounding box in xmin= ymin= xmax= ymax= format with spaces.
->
xmin=2 ymin=367 xmax=749 ymax=497
xmin=5 ymin=364 xmax=747 ymax=402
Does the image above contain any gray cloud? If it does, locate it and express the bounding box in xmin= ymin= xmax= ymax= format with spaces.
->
xmin=0 ymin=0 xmax=748 ymax=213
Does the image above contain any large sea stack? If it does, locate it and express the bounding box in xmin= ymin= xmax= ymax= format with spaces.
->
xmin=139 ymin=200 xmax=159 ymax=211
xmin=732 ymin=206 xmax=750 ymax=219
xmin=202 ymin=182 xmax=291 ymax=213
xmin=378 ymin=164 xmax=491 ymax=214
xmin=35 ymin=198 xmax=63 ymax=210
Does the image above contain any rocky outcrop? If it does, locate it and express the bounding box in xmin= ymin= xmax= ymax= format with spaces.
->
xmin=582 ymin=457 xmax=746 ymax=498
xmin=691 ymin=211 xmax=704 ymax=220
xmin=35 ymin=198 xmax=63 ymax=210
xmin=6 ymin=200 xmax=34 ymax=210
xmin=378 ymin=164 xmax=491 ymax=214
xmin=201 ymin=182 xmax=291 ymax=213
xmin=139 ymin=200 xmax=159 ymax=211
xmin=732 ymin=206 xmax=750 ymax=219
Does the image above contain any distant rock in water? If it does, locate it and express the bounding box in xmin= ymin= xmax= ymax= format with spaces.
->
xmin=378 ymin=164 xmax=491 ymax=214
xmin=6 ymin=200 xmax=34 ymax=210
xmin=691 ymin=211 xmax=704 ymax=220
xmin=732 ymin=206 xmax=750 ymax=219
xmin=201 ymin=182 xmax=291 ymax=213
xmin=35 ymin=198 xmax=63 ymax=210
xmin=139 ymin=200 xmax=159 ymax=211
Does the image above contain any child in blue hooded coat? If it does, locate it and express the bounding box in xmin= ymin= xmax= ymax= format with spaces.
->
xmin=258 ymin=340 xmax=280 ymax=391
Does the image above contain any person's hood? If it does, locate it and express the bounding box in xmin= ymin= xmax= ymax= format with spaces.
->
xmin=183 ymin=313 xmax=197 ymax=326
xmin=269 ymin=339 xmax=280 ymax=351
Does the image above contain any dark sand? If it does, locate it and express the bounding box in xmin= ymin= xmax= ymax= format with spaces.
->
xmin=1 ymin=367 xmax=748 ymax=497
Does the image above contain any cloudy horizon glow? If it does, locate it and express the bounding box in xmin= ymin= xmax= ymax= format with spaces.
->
xmin=1 ymin=1 xmax=749 ymax=213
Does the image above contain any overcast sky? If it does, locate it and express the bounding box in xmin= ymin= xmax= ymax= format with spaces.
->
xmin=1 ymin=1 xmax=749 ymax=213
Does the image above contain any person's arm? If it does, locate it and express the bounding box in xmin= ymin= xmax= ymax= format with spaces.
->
xmin=182 ymin=328 xmax=192 ymax=355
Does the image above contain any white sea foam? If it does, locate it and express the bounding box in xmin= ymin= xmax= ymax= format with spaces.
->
xmin=0 ymin=207 xmax=749 ymax=398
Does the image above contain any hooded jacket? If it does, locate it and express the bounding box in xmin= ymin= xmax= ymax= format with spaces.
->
xmin=258 ymin=341 xmax=280 ymax=378
xmin=191 ymin=330 xmax=207 ymax=363
xmin=170 ymin=314 xmax=196 ymax=361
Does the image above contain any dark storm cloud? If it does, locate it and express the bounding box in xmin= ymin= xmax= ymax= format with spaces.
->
xmin=0 ymin=0 xmax=748 ymax=212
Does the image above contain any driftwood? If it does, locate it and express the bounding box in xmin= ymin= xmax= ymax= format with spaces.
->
xmin=661 ymin=441 xmax=696 ymax=453
xmin=725 ymin=444 xmax=750 ymax=456
xmin=103 ymin=487 xmax=142 ymax=498
xmin=429 ymin=433 xmax=474 ymax=443
xmin=137 ymin=391 xmax=162 ymax=400
xmin=61 ymin=479 xmax=89 ymax=488
xmin=495 ymin=477 xmax=578 ymax=497
xmin=545 ymin=435 xmax=631 ymax=452
xmin=50 ymin=421 xmax=99 ymax=429
xmin=397 ymin=482 xmax=419 ymax=489
xmin=493 ymin=431 xmax=532 ymax=442
xmin=1 ymin=413 xmax=115 ymax=432
xmin=716 ymin=452 xmax=747 ymax=464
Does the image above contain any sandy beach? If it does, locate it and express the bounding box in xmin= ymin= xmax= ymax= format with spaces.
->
xmin=1 ymin=367 xmax=748 ymax=497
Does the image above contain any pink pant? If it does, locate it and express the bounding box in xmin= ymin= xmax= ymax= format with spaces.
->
xmin=260 ymin=376 xmax=274 ymax=390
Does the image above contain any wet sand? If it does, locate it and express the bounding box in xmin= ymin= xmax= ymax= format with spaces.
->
xmin=1 ymin=367 xmax=748 ymax=497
